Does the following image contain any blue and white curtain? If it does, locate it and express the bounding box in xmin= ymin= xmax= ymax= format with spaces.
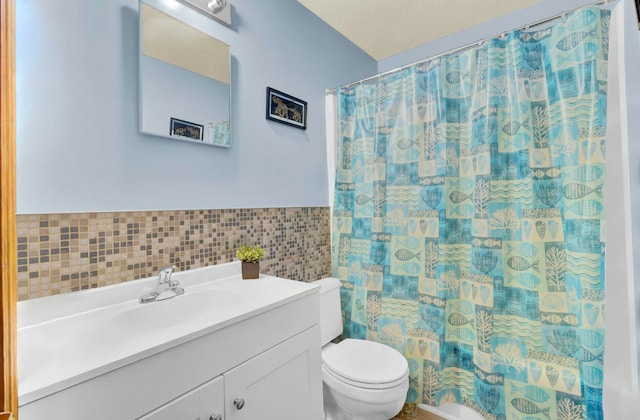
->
xmin=331 ymin=7 xmax=610 ymax=420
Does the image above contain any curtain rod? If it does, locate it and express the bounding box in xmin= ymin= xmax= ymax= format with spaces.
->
xmin=327 ymin=0 xmax=616 ymax=93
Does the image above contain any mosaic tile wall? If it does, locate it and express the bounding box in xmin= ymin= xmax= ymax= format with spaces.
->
xmin=16 ymin=207 xmax=331 ymax=301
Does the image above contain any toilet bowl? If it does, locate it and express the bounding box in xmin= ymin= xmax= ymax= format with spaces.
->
xmin=316 ymin=278 xmax=409 ymax=420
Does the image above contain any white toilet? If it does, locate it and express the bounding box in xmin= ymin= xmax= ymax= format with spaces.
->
xmin=316 ymin=277 xmax=410 ymax=420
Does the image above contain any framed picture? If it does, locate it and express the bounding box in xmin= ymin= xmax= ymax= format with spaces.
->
xmin=170 ymin=118 xmax=204 ymax=141
xmin=636 ymin=0 xmax=640 ymax=29
xmin=266 ymin=87 xmax=307 ymax=130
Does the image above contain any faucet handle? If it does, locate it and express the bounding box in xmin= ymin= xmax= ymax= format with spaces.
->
xmin=157 ymin=265 xmax=177 ymax=284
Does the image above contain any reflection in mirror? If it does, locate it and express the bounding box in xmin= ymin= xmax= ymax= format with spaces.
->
xmin=140 ymin=1 xmax=231 ymax=147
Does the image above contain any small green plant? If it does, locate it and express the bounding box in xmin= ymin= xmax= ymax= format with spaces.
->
xmin=236 ymin=245 xmax=265 ymax=263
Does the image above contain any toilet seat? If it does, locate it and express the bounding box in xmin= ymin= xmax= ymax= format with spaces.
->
xmin=322 ymin=339 xmax=409 ymax=390
xmin=323 ymin=363 xmax=409 ymax=390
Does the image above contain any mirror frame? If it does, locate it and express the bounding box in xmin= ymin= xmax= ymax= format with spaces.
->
xmin=139 ymin=0 xmax=231 ymax=148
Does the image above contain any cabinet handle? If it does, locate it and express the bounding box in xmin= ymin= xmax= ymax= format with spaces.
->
xmin=233 ymin=398 xmax=245 ymax=410
xmin=209 ymin=415 xmax=222 ymax=420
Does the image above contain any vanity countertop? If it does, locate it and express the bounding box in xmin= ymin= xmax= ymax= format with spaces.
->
xmin=18 ymin=262 xmax=319 ymax=406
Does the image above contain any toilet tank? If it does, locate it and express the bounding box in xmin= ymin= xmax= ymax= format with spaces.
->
xmin=315 ymin=277 xmax=343 ymax=346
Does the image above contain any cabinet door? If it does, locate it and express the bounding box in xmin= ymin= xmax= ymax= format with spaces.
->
xmin=138 ymin=376 xmax=224 ymax=420
xmin=224 ymin=326 xmax=323 ymax=420
xmin=198 ymin=375 xmax=225 ymax=420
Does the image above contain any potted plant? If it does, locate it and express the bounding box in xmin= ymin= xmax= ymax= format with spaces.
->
xmin=236 ymin=245 xmax=265 ymax=279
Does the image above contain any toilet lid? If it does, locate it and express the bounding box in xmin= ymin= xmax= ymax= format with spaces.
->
xmin=322 ymin=339 xmax=409 ymax=386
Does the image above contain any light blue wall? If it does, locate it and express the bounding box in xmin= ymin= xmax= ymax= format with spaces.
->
xmin=16 ymin=0 xmax=377 ymax=213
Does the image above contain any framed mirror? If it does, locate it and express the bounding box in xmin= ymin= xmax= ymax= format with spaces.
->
xmin=139 ymin=0 xmax=231 ymax=147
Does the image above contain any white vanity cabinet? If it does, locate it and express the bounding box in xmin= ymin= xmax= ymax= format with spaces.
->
xmin=137 ymin=327 xmax=319 ymax=420
xmin=18 ymin=272 xmax=323 ymax=420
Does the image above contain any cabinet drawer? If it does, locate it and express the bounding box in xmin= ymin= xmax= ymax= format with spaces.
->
xmin=138 ymin=376 xmax=224 ymax=420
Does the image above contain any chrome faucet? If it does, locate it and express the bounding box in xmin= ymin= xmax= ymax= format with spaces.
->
xmin=139 ymin=265 xmax=184 ymax=303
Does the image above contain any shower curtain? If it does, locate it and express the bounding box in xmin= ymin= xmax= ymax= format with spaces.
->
xmin=331 ymin=7 xmax=610 ymax=420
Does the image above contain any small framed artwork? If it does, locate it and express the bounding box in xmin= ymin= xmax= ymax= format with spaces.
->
xmin=170 ymin=118 xmax=204 ymax=141
xmin=266 ymin=87 xmax=307 ymax=130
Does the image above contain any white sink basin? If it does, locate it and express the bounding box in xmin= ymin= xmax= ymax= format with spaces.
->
xmin=17 ymin=262 xmax=320 ymax=406
xmin=117 ymin=289 xmax=243 ymax=330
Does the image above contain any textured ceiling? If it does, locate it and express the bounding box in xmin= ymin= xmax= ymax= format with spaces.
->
xmin=298 ymin=0 xmax=543 ymax=60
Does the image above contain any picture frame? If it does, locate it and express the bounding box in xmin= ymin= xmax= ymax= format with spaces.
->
xmin=636 ymin=0 xmax=640 ymax=29
xmin=170 ymin=117 xmax=204 ymax=141
xmin=265 ymin=87 xmax=307 ymax=130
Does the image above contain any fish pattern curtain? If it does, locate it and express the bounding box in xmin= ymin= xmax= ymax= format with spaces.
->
xmin=331 ymin=8 xmax=609 ymax=420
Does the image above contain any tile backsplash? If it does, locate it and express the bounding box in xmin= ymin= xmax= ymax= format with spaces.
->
xmin=16 ymin=207 xmax=331 ymax=301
